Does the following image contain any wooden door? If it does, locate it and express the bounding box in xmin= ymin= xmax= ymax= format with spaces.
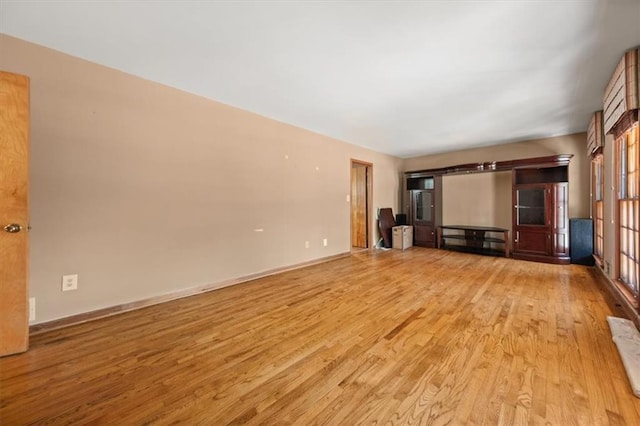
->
xmin=351 ymin=165 xmax=367 ymax=248
xmin=0 ymin=71 xmax=30 ymax=356
xmin=351 ymin=161 xmax=371 ymax=249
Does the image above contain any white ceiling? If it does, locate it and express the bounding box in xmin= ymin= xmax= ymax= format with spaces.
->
xmin=1 ymin=1 xmax=639 ymax=158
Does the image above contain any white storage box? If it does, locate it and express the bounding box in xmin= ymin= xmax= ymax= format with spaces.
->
xmin=392 ymin=226 xmax=413 ymax=250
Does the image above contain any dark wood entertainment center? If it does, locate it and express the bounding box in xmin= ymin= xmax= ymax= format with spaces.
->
xmin=404 ymin=154 xmax=572 ymax=264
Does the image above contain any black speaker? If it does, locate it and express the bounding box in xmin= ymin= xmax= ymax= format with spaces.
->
xmin=570 ymin=218 xmax=595 ymax=266
xmin=395 ymin=214 xmax=407 ymax=226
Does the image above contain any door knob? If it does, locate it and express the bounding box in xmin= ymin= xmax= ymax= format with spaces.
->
xmin=3 ymin=224 xmax=23 ymax=233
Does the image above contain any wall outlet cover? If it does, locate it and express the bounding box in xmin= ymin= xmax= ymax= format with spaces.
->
xmin=62 ymin=274 xmax=78 ymax=291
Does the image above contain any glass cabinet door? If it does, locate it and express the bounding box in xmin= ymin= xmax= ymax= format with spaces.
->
xmin=415 ymin=191 xmax=433 ymax=223
xmin=516 ymin=187 xmax=546 ymax=226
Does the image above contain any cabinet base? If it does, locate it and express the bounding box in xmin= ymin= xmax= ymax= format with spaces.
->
xmin=441 ymin=244 xmax=507 ymax=258
xmin=414 ymin=241 xmax=436 ymax=248
xmin=512 ymin=252 xmax=571 ymax=265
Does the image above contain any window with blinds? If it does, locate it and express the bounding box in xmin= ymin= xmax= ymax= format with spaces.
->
xmin=617 ymin=124 xmax=640 ymax=297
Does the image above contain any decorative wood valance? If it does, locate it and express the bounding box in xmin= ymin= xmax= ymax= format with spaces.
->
xmin=611 ymin=110 xmax=639 ymax=140
xmin=405 ymin=154 xmax=573 ymax=178
xmin=587 ymin=111 xmax=605 ymax=157
xmin=604 ymin=48 xmax=639 ymax=134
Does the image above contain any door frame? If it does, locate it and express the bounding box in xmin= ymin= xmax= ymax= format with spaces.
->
xmin=350 ymin=159 xmax=373 ymax=250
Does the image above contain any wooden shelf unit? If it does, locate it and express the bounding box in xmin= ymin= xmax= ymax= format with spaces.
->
xmin=437 ymin=225 xmax=510 ymax=258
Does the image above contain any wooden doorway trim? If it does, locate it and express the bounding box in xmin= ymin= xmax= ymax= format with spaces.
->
xmin=350 ymin=159 xmax=373 ymax=250
xmin=0 ymin=71 xmax=30 ymax=356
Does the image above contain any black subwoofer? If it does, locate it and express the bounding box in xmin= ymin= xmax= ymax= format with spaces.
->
xmin=570 ymin=218 xmax=595 ymax=266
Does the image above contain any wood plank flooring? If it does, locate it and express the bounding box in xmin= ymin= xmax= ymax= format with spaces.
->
xmin=1 ymin=248 xmax=640 ymax=425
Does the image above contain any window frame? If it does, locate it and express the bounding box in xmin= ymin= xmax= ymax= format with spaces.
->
xmin=615 ymin=124 xmax=640 ymax=301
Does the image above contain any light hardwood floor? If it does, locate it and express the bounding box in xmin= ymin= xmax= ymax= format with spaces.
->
xmin=1 ymin=248 xmax=640 ymax=425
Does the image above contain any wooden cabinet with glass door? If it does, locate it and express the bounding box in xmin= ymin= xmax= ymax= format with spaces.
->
xmin=512 ymin=165 xmax=570 ymax=264
xmin=406 ymin=175 xmax=442 ymax=247
xmin=513 ymin=184 xmax=550 ymax=256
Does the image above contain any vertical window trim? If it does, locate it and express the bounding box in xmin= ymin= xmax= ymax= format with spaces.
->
xmin=592 ymin=154 xmax=604 ymax=262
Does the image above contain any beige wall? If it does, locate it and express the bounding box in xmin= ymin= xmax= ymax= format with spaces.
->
xmin=0 ymin=35 xmax=402 ymax=323
xmin=403 ymin=133 xmax=590 ymax=221
xmin=442 ymin=171 xmax=512 ymax=232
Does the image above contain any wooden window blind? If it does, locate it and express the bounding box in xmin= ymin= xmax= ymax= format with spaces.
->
xmin=604 ymin=49 xmax=639 ymax=135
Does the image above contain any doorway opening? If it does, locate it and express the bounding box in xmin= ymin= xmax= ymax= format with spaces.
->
xmin=351 ymin=160 xmax=373 ymax=251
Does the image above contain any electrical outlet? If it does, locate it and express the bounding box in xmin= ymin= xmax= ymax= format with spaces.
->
xmin=29 ymin=297 xmax=36 ymax=321
xmin=305 ymin=241 xmax=310 ymax=249
xmin=323 ymin=238 xmax=328 ymax=247
xmin=62 ymin=274 xmax=78 ymax=291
